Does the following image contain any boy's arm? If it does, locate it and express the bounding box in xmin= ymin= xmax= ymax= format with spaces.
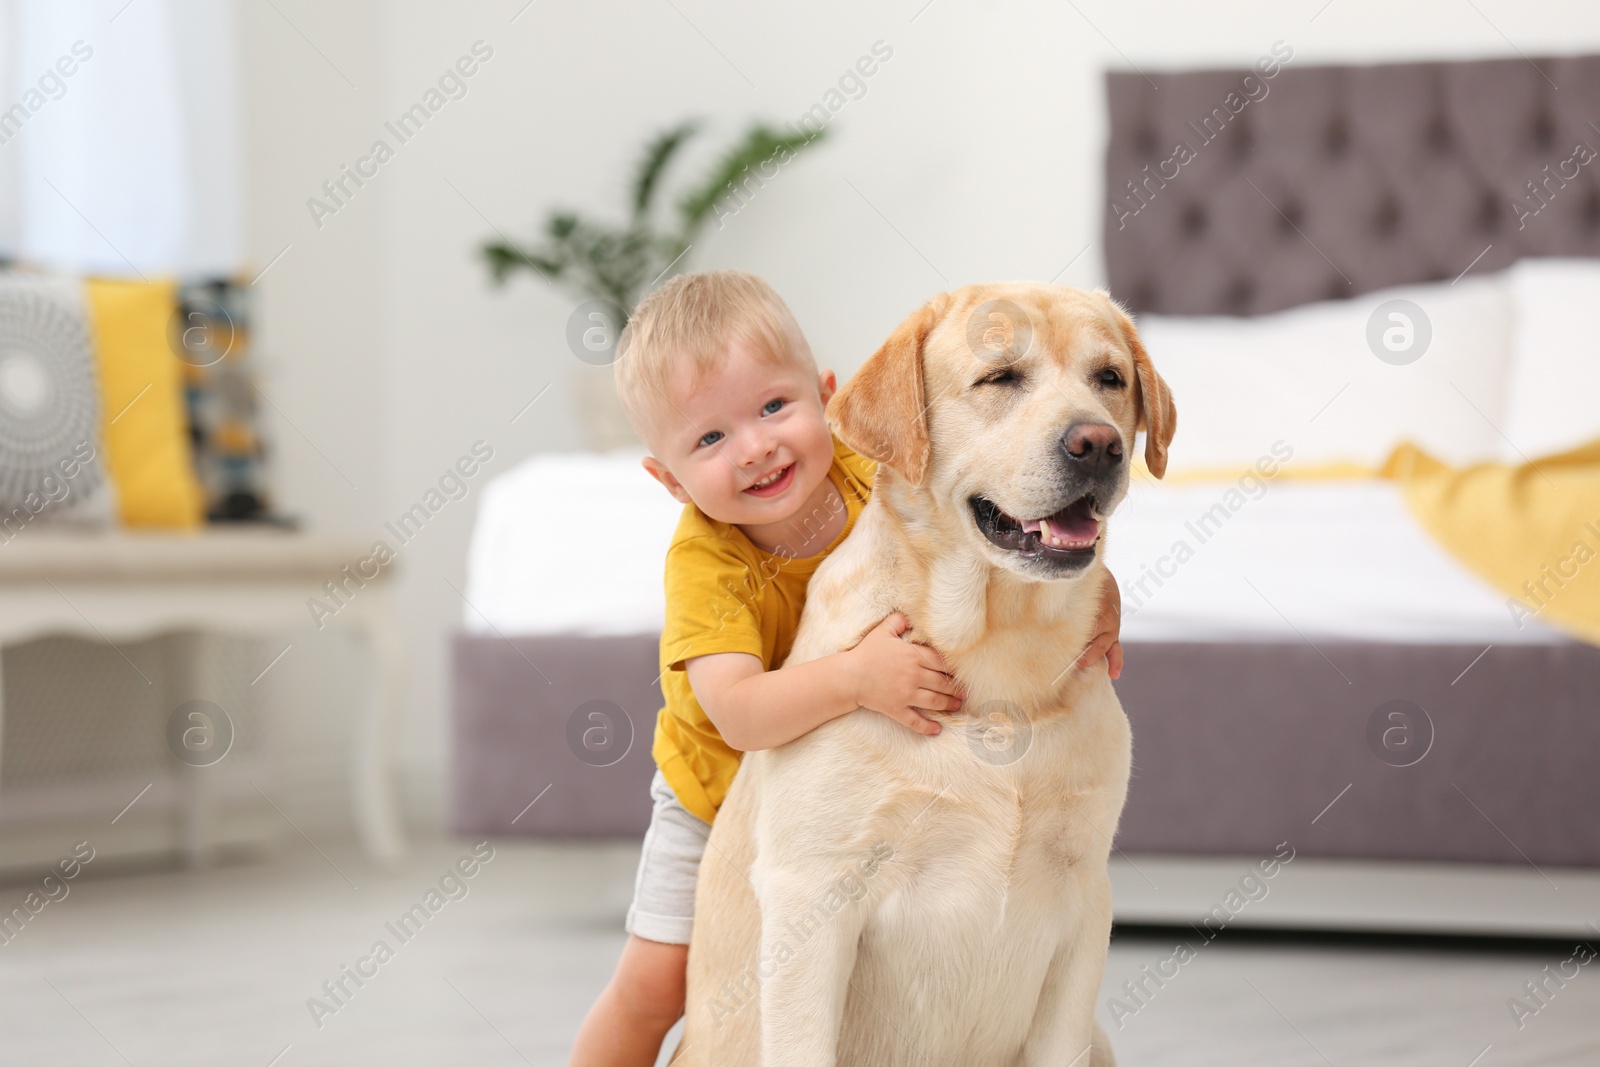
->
xmin=687 ymin=613 xmax=963 ymax=752
xmin=686 ymin=650 xmax=864 ymax=752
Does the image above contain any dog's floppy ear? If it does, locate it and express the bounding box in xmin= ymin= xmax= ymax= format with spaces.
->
xmin=1105 ymin=297 xmax=1177 ymax=478
xmin=828 ymin=295 xmax=947 ymax=487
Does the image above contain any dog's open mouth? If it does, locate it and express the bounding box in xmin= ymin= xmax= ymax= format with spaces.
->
xmin=970 ymin=494 xmax=1100 ymax=559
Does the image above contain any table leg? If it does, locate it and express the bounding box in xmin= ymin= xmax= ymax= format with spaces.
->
xmin=353 ymin=606 xmax=406 ymax=865
xmin=0 ymin=646 xmax=6 ymax=818
xmin=180 ymin=764 xmax=214 ymax=869
xmin=170 ymin=632 xmax=214 ymax=869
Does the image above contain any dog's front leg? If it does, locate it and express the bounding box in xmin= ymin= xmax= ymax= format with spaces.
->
xmin=1019 ymin=874 xmax=1116 ymax=1066
xmin=757 ymin=867 xmax=866 ymax=1067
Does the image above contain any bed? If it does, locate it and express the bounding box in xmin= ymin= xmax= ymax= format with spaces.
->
xmin=450 ymin=52 xmax=1600 ymax=886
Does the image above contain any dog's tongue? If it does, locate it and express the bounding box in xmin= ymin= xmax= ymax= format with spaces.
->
xmin=1020 ymin=510 xmax=1097 ymax=542
xmin=1047 ymin=513 xmax=1097 ymax=542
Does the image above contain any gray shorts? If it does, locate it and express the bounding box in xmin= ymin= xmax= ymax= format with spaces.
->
xmin=624 ymin=768 xmax=711 ymax=945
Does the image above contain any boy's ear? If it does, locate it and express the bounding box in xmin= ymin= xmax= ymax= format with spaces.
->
xmin=827 ymin=294 xmax=948 ymax=487
xmin=817 ymin=367 xmax=838 ymax=407
xmin=640 ymin=456 xmax=692 ymax=504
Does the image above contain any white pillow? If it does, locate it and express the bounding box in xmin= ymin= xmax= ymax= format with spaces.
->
xmin=1134 ymin=274 xmax=1515 ymax=474
xmin=464 ymin=448 xmax=680 ymax=636
xmin=1503 ymin=258 xmax=1600 ymax=461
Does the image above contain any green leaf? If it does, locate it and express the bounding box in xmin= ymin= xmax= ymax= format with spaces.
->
xmin=676 ymin=122 xmax=828 ymax=233
xmin=631 ymin=119 xmax=701 ymax=219
xmin=481 ymin=239 xmax=566 ymax=285
xmin=547 ymin=212 xmax=580 ymax=239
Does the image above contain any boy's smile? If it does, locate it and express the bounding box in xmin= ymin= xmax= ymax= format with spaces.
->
xmin=640 ymin=337 xmax=842 ymax=557
xmin=744 ymin=462 xmax=795 ymax=496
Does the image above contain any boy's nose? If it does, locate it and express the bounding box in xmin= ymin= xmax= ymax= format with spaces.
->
xmin=739 ymin=430 xmax=777 ymax=466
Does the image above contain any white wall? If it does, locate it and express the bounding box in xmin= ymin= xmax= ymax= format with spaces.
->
xmin=238 ymin=0 xmax=1600 ymax=831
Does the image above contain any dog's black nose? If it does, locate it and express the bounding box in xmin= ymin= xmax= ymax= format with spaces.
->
xmin=1061 ymin=422 xmax=1123 ymax=476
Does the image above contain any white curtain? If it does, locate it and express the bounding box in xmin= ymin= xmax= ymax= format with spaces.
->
xmin=0 ymin=0 xmax=243 ymax=277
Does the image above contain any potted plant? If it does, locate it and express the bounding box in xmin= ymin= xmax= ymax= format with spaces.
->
xmin=481 ymin=119 xmax=828 ymax=448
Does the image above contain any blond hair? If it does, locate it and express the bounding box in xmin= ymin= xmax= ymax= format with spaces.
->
xmin=613 ymin=270 xmax=815 ymax=448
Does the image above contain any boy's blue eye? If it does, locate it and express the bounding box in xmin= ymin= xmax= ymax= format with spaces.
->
xmin=698 ymin=430 xmax=723 ymax=447
xmin=762 ymin=398 xmax=784 ymax=415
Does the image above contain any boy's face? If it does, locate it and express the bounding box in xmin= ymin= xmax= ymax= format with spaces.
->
xmin=640 ymin=337 xmax=838 ymax=529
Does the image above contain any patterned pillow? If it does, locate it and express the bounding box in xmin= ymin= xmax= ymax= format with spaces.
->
xmin=0 ymin=271 xmax=114 ymax=537
xmin=172 ymin=278 xmax=276 ymax=523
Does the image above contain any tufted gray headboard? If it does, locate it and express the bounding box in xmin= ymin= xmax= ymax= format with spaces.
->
xmin=1104 ymin=52 xmax=1600 ymax=316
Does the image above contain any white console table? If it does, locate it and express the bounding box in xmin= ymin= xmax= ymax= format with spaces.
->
xmin=0 ymin=528 xmax=406 ymax=866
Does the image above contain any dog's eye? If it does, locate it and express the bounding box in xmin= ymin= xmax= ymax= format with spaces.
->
xmin=1098 ymin=368 xmax=1125 ymax=388
xmin=978 ymin=369 xmax=1020 ymax=386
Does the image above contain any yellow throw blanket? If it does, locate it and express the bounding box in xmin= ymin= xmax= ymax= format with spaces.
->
xmin=1380 ymin=439 xmax=1600 ymax=646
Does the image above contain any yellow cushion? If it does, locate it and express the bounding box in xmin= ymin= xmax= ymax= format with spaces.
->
xmin=85 ymin=278 xmax=204 ymax=528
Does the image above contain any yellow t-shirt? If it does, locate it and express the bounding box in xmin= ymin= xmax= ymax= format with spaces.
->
xmin=651 ymin=434 xmax=876 ymax=824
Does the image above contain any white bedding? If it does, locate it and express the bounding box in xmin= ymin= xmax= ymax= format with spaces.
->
xmin=463 ymin=452 xmax=1565 ymax=646
xmin=462 ymin=448 xmax=673 ymax=637
xmin=1102 ymin=477 xmax=1561 ymax=644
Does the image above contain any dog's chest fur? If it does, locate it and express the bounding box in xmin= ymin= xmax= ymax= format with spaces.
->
xmin=756 ymin=675 xmax=1129 ymax=915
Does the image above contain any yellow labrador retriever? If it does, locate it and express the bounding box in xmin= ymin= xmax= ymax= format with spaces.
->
xmin=672 ymin=282 xmax=1175 ymax=1066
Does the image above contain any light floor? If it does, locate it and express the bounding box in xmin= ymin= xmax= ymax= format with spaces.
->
xmin=0 ymin=837 xmax=1596 ymax=1066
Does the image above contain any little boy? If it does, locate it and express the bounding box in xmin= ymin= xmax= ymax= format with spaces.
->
xmin=567 ymin=271 xmax=1122 ymax=1065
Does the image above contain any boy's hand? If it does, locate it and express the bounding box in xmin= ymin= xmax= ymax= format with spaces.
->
xmin=847 ymin=612 xmax=964 ymax=736
xmin=1072 ymin=571 xmax=1124 ymax=679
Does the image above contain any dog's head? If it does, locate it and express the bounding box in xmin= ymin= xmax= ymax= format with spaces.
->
xmin=829 ymin=282 xmax=1176 ymax=582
